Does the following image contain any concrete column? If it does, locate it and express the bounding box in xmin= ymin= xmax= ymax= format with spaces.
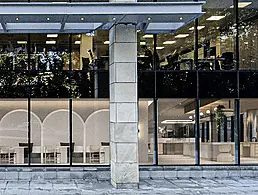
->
xmin=109 ymin=24 xmax=139 ymax=189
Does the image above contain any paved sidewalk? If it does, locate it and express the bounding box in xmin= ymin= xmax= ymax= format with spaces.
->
xmin=1 ymin=177 xmax=258 ymax=194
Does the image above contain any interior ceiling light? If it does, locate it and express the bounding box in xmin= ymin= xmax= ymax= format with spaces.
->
xmin=137 ymin=30 xmax=141 ymax=32
xmin=180 ymin=17 xmax=183 ymax=20
xmin=161 ymin=120 xmax=194 ymax=124
xmin=46 ymin=41 xmax=56 ymax=44
xmin=104 ymin=41 xmax=110 ymax=44
xmin=80 ymin=17 xmax=85 ymax=21
xmin=156 ymin=47 xmax=164 ymax=50
xmin=75 ymin=41 xmax=81 ymax=44
xmin=189 ymin=26 xmax=205 ymax=31
xmin=112 ymin=17 xmax=116 ymax=21
xmin=175 ymin=34 xmax=189 ymax=38
xmin=206 ymin=16 xmax=225 ymax=21
xmin=206 ymin=110 xmax=211 ymax=114
xmin=15 ymin=17 xmax=19 ymax=21
xmin=147 ymin=17 xmax=152 ymax=21
xmin=46 ymin=18 xmax=50 ymax=21
xmin=189 ymin=116 xmax=193 ymax=120
xmin=200 ymin=112 xmax=204 ymax=116
xmin=230 ymin=2 xmax=252 ymax=8
xmin=143 ymin=34 xmax=153 ymax=38
xmin=163 ymin=41 xmax=176 ymax=45
xmin=140 ymin=41 xmax=146 ymax=46
xmin=17 ymin=41 xmax=27 ymax=44
xmin=47 ymin=34 xmax=58 ymax=38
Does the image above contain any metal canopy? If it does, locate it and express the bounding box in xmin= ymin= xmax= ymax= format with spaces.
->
xmin=0 ymin=2 xmax=205 ymax=34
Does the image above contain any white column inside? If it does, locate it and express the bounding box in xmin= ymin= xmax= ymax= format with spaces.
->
xmin=109 ymin=24 xmax=139 ymax=188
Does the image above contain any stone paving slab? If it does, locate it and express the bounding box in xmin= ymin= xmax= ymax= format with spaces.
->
xmin=1 ymin=178 xmax=258 ymax=194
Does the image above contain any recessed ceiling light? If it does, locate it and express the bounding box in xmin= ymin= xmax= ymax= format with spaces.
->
xmin=147 ymin=17 xmax=152 ymax=21
xmin=47 ymin=34 xmax=58 ymax=38
xmin=140 ymin=41 xmax=146 ymax=46
xmin=189 ymin=116 xmax=193 ymax=120
xmin=163 ymin=41 xmax=176 ymax=45
xmin=46 ymin=41 xmax=56 ymax=44
xmin=230 ymin=2 xmax=252 ymax=8
xmin=80 ymin=17 xmax=84 ymax=21
xmin=15 ymin=17 xmax=19 ymax=21
xmin=143 ymin=34 xmax=153 ymax=38
xmin=189 ymin=26 xmax=205 ymax=31
xmin=175 ymin=34 xmax=189 ymax=38
xmin=206 ymin=110 xmax=211 ymax=114
xmin=46 ymin=18 xmax=50 ymax=21
xmin=156 ymin=47 xmax=164 ymax=50
xmin=180 ymin=17 xmax=183 ymax=20
xmin=206 ymin=16 xmax=225 ymax=21
xmin=104 ymin=41 xmax=110 ymax=44
xmin=200 ymin=112 xmax=204 ymax=116
xmin=112 ymin=17 xmax=116 ymax=21
xmin=17 ymin=41 xmax=27 ymax=44
xmin=75 ymin=41 xmax=81 ymax=44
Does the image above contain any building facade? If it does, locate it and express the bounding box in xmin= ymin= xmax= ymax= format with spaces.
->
xmin=0 ymin=0 xmax=257 ymax=188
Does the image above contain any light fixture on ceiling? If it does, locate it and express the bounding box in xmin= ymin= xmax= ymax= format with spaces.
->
xmin=180 ymin=17 xmax=183 ymax=20
xmin=161 ymin=120 xmax=195 ymax=124
xmin=189 ymin=116 xmax=193 ymax=120
xmin=112 ymin=17 xmax=116 ymax=21
xmin=104 ymin=41 xmax=110 ymax=44
xmin=230 ymin=2 xmax=252 ymax=8
xmin=47 ymin=34 xmax=58 ymax=38
xmin=75 ymin=41 xmax=81 ymax=44
xmin=175 ymin=34 xmax=189 ymax=38
xmin=15 ymin=17 xmax=19 ymax=21
xmin=163 ymin=41 xmax=176 ymax=45
xmin=46 ymin=18 xmax=50 ymax=21
xmin=137 ymin=30 xmax=141 ymax=32
xmin=46 ymin=41 xmax=56 ymax=44
xmin=206 ymin=110 xmax=211 ymax=114
xmin=189 ymin=26 xmax=205 ymax=31
xmin=80 ymin=17 xmax=85 ymax=21
xmin=147 ymin=17 xmax=152 ymax=21
xmin=200 ymin=112 xmax=204 ymax=116
xmin=17 ymin=41 xmax=27 ymax=44
xmin=156 ymin=47 xmax=164 ymax=50
xmin=140 ymin=41 xmax=146 ymax=46
xmin=143 ymin=34 xmax=153 ymax=38
xmin=206 ymin=16 xmax=226 ymax=21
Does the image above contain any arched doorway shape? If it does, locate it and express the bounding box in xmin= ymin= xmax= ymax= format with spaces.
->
xmin=85 ymin=109 xmax=109 ymax=148
xmin=0 ymin=109 xmax=42 ymax=147
xmin=43 ymin=109 xmax=84 ymax=147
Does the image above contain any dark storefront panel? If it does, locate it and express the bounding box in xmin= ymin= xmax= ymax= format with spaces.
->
xmin=239 ymin=71 xmax=258 ymax=98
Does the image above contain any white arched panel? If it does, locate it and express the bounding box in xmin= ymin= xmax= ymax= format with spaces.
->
xmin=0 ymin=109 xmax=41 ymax=147
xmin=85 ymin=109 xmax=109 ymax=147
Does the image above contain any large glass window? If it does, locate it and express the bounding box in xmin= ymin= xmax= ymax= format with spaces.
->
xmin=199 ymin=99 xmax=235 ymax=165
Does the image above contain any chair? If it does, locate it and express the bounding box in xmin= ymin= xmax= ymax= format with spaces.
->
xmin=221 ymin=52 xmax=234 ymax=70
xmin=44 ymin=146 xmax=60 ymax=164
xmin=60 ymin=142 xmax=75 ymax=163
xmin=0 ymin=147 xmax=15 ymax=164
xmin=86 ymin=145 xmax=100 ymax=163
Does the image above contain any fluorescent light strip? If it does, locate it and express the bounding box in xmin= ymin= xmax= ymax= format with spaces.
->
xmin=47 ymin=34 xmax=58 ymax=38
xmin=156 ymin=47 xmax=164 ymax=50
xmin=46 ymin=41 xmax=56 ymax=44
xmin=175 ymin=34 xmax=189 ymax=38
xmin=140 ymin=41 xmax=146 ymax=46
xmin=161 ymin=120 xmax=195 ymax=124
xmin=17 ymin=41 xmax=27 ymax=44
xmin=230 ymin=2 xmax=252 ymax=8
xmin=206 ymin=16 xmax=225 ymax=21
xmin=104 ymin=41 xmax=110 ymax=44
xmin=75 ymin=41 xmax=81 ymax=44
xmin=189 ymin=26 xmax=205 ymax=31
xmin=163 ymin=41 xmax=176 ymax=45
xmin=143 ymin=34 xmax=153 ymax=38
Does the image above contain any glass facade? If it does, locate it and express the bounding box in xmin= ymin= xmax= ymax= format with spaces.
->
xmin=1 ymin=0 xmax=258 ymax=166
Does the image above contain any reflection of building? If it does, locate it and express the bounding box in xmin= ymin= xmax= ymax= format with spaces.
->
xmin=1 ymin=0 xmax=258 ymax=189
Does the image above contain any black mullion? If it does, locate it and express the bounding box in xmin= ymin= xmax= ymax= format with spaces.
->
xmin=194 ymin=17 xmax=200 ymax=165
xmin=27 ymin=33 xmax=31 ymax=166
xmin=153 ymin=33 xmax=158 ymax=165
xmin=69 ymin=34 xmax=73 ymax=166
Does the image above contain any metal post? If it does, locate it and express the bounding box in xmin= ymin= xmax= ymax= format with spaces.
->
xmin=234 ymin=99 xmax=240 ymax=165
xmin=69 ymin=34 xmax=73 ymax=165
xmin=153 ymin=33 xmax=158 ymax=165
xmin=234 ymin=0 xmax=239 ymax=70
xmin=27 ymin=33 xmax=31 ymax=166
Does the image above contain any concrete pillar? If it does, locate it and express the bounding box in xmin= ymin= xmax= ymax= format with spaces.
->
xmin=109 ymin=24 xmax=139 ymax=189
